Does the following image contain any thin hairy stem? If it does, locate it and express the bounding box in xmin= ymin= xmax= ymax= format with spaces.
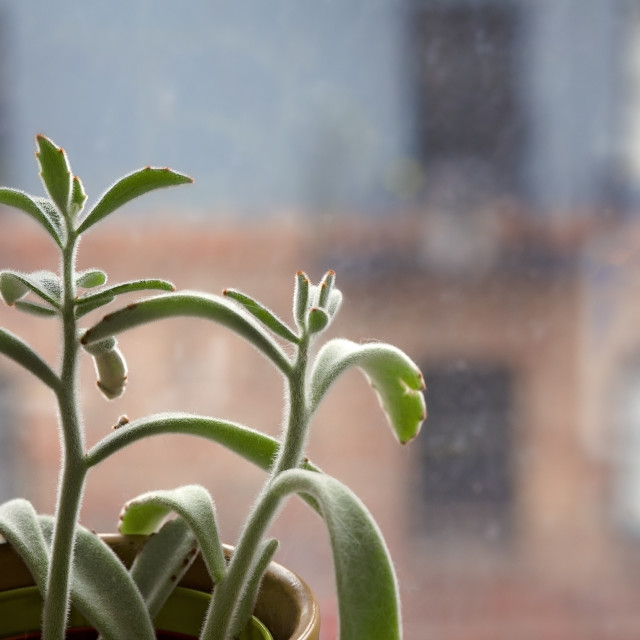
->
xmin=201 ymin=334 xmax=312 ymax=640
xmin=42 ymin=230 xmax=88 ymax=640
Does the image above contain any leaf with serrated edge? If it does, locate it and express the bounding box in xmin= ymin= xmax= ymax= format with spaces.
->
xmin=0 ymin=188 xmax=63 ymax=247
xmin=120 ymin=485 xmax=226 ymax=584
xmin=309 ymin=338 xmax=426 ymax=444
xmin=0 ymin=328 xmax=59 ymax=390
xmin=77 ymin=167 xmax=193 ymax=233
xmin=81 ymin=292 xmax=291 ymax=376
xmin=36 ymin=135 xmax=72 ymax=217
xmin=129 ymin=518 xmax=198 ymax=618
xmin=224 ymin=288 xmax=299 ymax=343
xmin=38 ymin=517 xmax=156 ymax=640
xmin=270 ymin=470 xmax=402 ymax=640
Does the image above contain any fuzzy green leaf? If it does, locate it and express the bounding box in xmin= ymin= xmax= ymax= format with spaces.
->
xmin=128 ymin=518 xmax=198 ymax=618
xmin=74 ymin=294 xmax=116 ymax=318
xmin=293 ymin=271 xmax=310 ymax=331
xmin=85 ymin=412 xmax=280 ymax=470
xmin=0 ymin=272 xmax=29 ymax=305
xmin=326 ymin=288 xmax=342 ymax=318
xmin=14 ymin=300 xmax=58 ymax=317
xmin=75 ymin=269 xmax=107 ymax=289
xmin=77 ymin=278 xmax=175 ymax=307
xmin=38 ymin=517 xmax=156 ymax=640
xmin=224 ymin=288 xmax=299 ymax=343
xmin=0 ymin=499 xmax=49 ymax=591
xmin=81 ymin=292 xmax=292 ymax=375
xmin=307 ymin=307 xmax=330 ymax=334
xmin=77 ymin=167 xmax=193 ymax=234
xmin=75 ymin=279 xmax=174 ymax=319
xmin=0 ymin=188 xmax=63 ymax=247
xmin=0 ymin=328 xmax=59 ymax=389
xmin=36 ymin=135 xmax=72 ymax=217
xmin=270 ymin=470 xmax=401 ymax=640
xmin=119 ymin=485 xmax=226 ymax=584
xmin=0 ymin=270 xmax=61 ymax=308
xmin=71 ymin=175 xmax=87 ymax=217
xmin=83 ymin=339 xmax=128 ymax=400
xmin=309 ymin=338 xmax=426 ymax=444
xmin=84 ymin=412 xmax=322 ymax=477
xmin=316 ymin=270 xmax=336 ymax=308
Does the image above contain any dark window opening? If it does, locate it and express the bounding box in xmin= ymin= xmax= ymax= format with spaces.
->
xmin=417 ymin=362 xmax=515 ymax=544
xmin=411 ymin=3 xmax=525 ymax=196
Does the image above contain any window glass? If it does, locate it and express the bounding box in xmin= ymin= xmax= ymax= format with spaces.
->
xmin=1 ymin=2 xmax=640 ymax=638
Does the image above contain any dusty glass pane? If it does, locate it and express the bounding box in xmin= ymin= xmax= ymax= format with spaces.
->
xmin=0 ymin=1 xmax=639 ymax=638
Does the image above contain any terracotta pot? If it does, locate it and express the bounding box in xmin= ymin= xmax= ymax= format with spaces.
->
xmin=0 ymin=534 xmax=321 ymax=640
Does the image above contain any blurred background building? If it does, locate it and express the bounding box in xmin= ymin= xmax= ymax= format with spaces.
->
xmin=2 ymin=0 xmax=640 ymax=638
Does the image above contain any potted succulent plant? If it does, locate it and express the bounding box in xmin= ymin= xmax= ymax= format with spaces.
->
xmin=0 ymin=135 xmax=426 ymax=640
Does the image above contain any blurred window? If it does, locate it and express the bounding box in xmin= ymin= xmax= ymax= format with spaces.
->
xmin=419 ymin=363 xmax=514 ymax=542
xmin=412 ymin=3 xmax=524 ymax=195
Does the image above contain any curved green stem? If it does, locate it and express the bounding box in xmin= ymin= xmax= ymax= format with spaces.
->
xmin=42 ymin=230 xmax=89 ymax=640
xmin=201 ymin=333 xmax=313 ymax=640
xmin=272 ymin=333 xmax=310 ymax=475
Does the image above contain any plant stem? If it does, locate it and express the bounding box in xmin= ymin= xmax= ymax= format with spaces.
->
xmin=201 ymin=334 xmax=312 ymax=640
xmin=42 ymin=230 xmax=88 ymax=640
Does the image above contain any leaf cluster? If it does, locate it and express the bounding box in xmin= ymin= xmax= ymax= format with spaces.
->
xmin=0 ymin=136 xmax=426 ymax=640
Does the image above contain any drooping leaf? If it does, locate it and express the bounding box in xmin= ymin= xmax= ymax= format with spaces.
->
xmin=80 ymin=292 xmax=292 ymax=375
xmin=0 ymin=328 xmax=59 ymax=390
xmin=128 ymin=518 xmax=198 ymax=618
xmin=75 ymin=269 xmax=107 ymax=289
xmin=309 ymin=338 xmax=426 ymax=444
xmin=35 ymin=135 xmax=72 ymax=218
xmin=0 ymin=270 xmax=61 ymax=308
xmin=270 ymin=470 xmax=402 ymax=640
xmin=119 ymin=485 xmax=226 ymax=584
xmin=0 ymin=499 xmax=49 ymax=591
xmin=38 ymin=517 xmax=156 ymax=640
xmin=77 ymin=167 xmax=193 ymax=233
xmin=85 ymin=412 xmax=278 ymax=470
xmin=224 ymin=288 xmax=299 ymax=343
xmin=0 ymin=188 xmax=63 ymax=247
xmin=84 ymin=412 xmax=322 ymax=476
